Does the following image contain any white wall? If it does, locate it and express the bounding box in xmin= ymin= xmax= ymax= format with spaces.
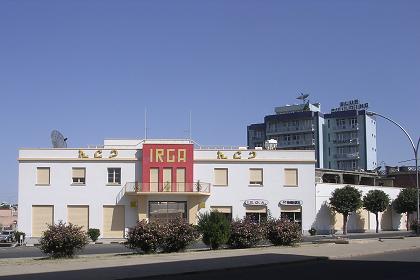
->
xmin=315 ymin=183 xmax=405 ymax=234
xmin=194 ymin=158 xmax=316 ymax=231
xmin=18 ymin=160 xmax=137 ymax=238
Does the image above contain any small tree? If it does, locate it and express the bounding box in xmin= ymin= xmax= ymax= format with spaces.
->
xmin=197 ymin=211 xmax=230 ymax=250
xmin=363 ymin=190 xmax=390 ymax=233
xmin=393 ymin=188 xmax=417 ymax=230
xmin=329 ymin=185 xmax=362 ymax=235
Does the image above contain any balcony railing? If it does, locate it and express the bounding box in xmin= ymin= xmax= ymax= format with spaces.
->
xmin=266 ymin=124 xmax=315 ymax=135
xmin=277 ymin=139 xmax=315 ymax=147
xmin=333 ymin=138 xmax=360 ymax=145
xmin=334 ymin=152 xmax=360 ymax=159
xmin=123 ymin=181 xmax=211 ymax=194
xmin=333 ymin=124 xmax=359 ymax=131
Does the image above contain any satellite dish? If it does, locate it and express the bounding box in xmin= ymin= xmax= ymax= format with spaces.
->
xmin=296 ymin=92 xmax=309 ymax=103
xmin=51 ymin=130 xmax=68 ymax=148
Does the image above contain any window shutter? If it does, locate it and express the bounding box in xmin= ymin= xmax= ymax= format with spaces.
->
xmin=250 ymin=169 xmax=263 ymax=184
xmin=284 ymin=169 xmax=298 ymax=186
xmin=72 ymin=168 xmax=85 ymax=178
xmin=214 ymin=168 xmax=228 ymax=186
xmin=37 ymin=168 xmax=50 ymax=185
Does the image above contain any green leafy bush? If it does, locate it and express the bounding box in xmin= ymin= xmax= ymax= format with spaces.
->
xmin=266 ymin=218 xmax=302 ymax=246
xmin=87 ymin=228 xmax=101 ymax=242
xmin=198 ymin=211 xmax=231 ymax=250
xmin=39 ymin=221 xmax=89 ymax=258
xmin=160 ymin=218 xmax=199 ymax=253
xmin=126 ymin=220 xmax=163 ymax=254
xmin=410 ymin=220 xmax=419 ymax=233
xmin=228 ymin=217 xmax=264 ymax=249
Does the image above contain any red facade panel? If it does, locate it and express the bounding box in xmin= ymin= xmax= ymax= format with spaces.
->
xmin=142 ymin=144 xmax=194 ymax=192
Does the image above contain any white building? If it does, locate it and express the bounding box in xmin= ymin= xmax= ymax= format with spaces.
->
xmin=18 ymin=139 xmax=316 ymax=240
xmin=314 ymin=169 xmax=407 ymax=234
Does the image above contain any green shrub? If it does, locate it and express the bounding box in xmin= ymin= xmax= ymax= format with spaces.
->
xmin=39 ymin=221 xmax=89 ymax=258
xmin=266 ymin=218 xmax=302 ymax=246
xmin=410 ymin=220 xmax=419 ymax=233
xmin=15 ymin=231 xmax=26 ymax=243
xmin=228 ymin=217 xmax=264 ymax=249
xmin=198 ymin=211 xmax=230 ymax=250
xmin=160 ymin=218 xmax=199 ymax=253
xmin=87 ymin=228 xmax=100 ymax=242
xmin=126 ymin=220 xmax=163 ymax=254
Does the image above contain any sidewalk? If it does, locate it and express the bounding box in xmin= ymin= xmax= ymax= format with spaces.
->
xmin=0 ymin=237 xmax=419 ymax=280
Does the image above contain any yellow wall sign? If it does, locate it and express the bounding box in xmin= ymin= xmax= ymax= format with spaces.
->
xmin=78 ymin=149 xmax=118 ymax=159
xmin=217 ymin=151 xmax=256 ymax=160
xmin=130 ymin=201 xmax=137 ymax=208
xmin=199 ymin=202 xmax=206 ymax=209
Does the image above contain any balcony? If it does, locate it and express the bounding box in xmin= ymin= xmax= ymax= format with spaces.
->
xmin=277 ymin=139 xmax=315 ymax=148
xmin=333 ymin=124 xmax=359 ymax=131
xmin=334 ymin=152 xmax=360 ymax=160
xmin=122 ymin=182 xmax=211 ymax=196
xmin=333 ymin=138 xmax=360 ymax=146
xmin=266 ymin=124 xmax=315 ymax=135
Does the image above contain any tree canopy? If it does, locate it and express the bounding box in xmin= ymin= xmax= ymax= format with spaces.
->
xmin=329 ymin=185 xmax=363 ymax=215
xmin=393 ymin=188 xmax=417 ymax=214
xmin=363 ymin=190 xmax=390 ymax=214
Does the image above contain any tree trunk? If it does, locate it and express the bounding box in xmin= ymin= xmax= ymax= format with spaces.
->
xmin=375 ymin=213 xmax=379 ymax=233
xmin=406 ymin=212 xmax=409 ymax=231
xmin=343 ymin=213 xmax=348 ymax=235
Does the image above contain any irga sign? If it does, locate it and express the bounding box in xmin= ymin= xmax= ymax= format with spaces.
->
xmin=149 ymin=148 xmax=187 ymax=163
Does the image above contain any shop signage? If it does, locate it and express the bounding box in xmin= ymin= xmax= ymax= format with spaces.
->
xmin=149 ymin=148 xmax=187 ymax=163
xmin=331 ymin=99 xmax=369 ymax=112
xmin=279 ymin=200 xmax=303 ymax=206
xmin=78 ymin=149 xmax=118 ymax=159
xmin=217 ymin=151 xmax=256 ymax=160
xmin=244 ymin=199 xmax=268 ymax=206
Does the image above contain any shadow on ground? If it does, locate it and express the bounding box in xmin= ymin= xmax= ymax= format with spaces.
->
xmin=1 ymin=251 xmax=420 ymax=280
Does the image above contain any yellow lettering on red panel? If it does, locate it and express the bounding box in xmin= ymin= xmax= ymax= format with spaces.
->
xmin=167 ymin=149 xmax=176 ymax=162
xmin=156 ymin=149 xmax=164 ymax=162
xmin=178 ymin=149 xmax=187 ymax=162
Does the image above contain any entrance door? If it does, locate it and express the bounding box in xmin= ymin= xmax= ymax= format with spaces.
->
xmin=149 ymin=201 xmax=187 ymax=223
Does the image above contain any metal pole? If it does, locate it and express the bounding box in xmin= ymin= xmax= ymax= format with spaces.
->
xmin=415 ymin=138 xmax=419 ymax=235
xmin=367 ymin=111 xmax=419 ymax=235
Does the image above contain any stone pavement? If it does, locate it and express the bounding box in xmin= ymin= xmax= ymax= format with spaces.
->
xmin=0 ymin=237 xmax=419 ymax=280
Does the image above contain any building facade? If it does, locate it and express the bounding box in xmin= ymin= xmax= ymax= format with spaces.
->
xmin=323 ymin=100 xmax=377 ymax=171
xmin=247 ymin=99 xmax=377 ymax=171
xmin=18 ymin=139 xmax=317 ymax=239
xmin=247 ymin=103 xmax=324 ymax=168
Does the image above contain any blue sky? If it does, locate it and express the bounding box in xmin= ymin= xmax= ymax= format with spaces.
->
xmin=0 ymin=1 xmax=419 ymax=203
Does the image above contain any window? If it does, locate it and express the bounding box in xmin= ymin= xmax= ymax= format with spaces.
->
xmin=214 ymin=168 xmax=228 ymax=186
xmin=36 ymin=167 xmax=50 ymax=185
xmin=280 ymin=205 xmax=302 ymax=228
xmin=149 ymin=201 xmax=187 ymax=223
xmin=245 ymin=206 xmax=267 ymax=224
xmin=210 ymin=206 xmax=232 ymax=221
xmin=249 ymin=168 xmax=263 ymax=185
xmin=72 ymin=168 xmax=86 ymax=184
xmin=284 ymin=169 xmax=298 ymax=187
xmin=107 ymin=168 xmax=121 ymax=185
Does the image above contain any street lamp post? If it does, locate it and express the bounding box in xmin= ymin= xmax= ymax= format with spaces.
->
xmin=366 ymin=111 xmax=419 ymax=235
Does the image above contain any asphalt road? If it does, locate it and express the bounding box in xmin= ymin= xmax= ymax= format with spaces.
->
xmin=131 ymin=248 xmax=420 ymax=280
xmin=0 ymin=243 xmax=132 ymax=259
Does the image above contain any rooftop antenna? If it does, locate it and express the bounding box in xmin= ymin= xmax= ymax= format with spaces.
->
xmin=296 ymin=92 xmax=309 ymax=104
xmin=189 ymin=111 xmax=192 ymax=141
xmin=51 ymin=130 xmax=67 ymax=148
xmin=144 ymin=108 xmax=148 ymax=140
